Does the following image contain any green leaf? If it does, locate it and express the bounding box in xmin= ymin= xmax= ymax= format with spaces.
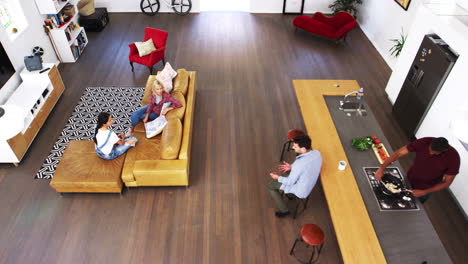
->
xmin=328 ymin=0 xmax=363 ymax=18
xmin=389 ymin=28 xmax=407 ymax=57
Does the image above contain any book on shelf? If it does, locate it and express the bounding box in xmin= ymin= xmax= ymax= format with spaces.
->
xmin=77 ymin=34 xmax=83 ymax=45
xmin=62 ymin=3 xmax=75 ymax=16
xmin=65 ymin=31 xmax=71 ymax=41
xmin=46 ymin=15 xmax=59 ymax=28
xmin=44 ymin=19 xmax=53 ymax=29
xmin=70 ymin=42 xmax=84 ymax=60
xmin=64 ymin=22 xmax=76 ymax=40
xmin=76 ymin=31 xmax=87 ymax=47
xmin=59 ymin=14 xmax=64 ymax=24
xmin=70 ymin=45 xmax=79 ymax=59
xmin=45 ymin=7 xmax=74 ymax=29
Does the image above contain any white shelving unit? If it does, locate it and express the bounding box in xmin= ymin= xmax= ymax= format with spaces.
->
xmin=35 ymin=0 xmax=88 ymax=63
xmin=7 ymin=76 xmax=51 ymax=133
xmin=35 ymin=0 xmax=70 ymax=15
xmin=1 ymin=64 xmax=65 ymax=165
xmin=49 ymin=20 xmax=88 ymax=62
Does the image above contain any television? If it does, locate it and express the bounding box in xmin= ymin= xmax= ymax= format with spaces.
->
xmin=0 ymin=42 xmax=16 ymax=89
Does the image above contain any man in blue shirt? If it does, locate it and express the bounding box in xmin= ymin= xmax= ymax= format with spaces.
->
xmin=268 ymin=134 xmax=322 ymax=218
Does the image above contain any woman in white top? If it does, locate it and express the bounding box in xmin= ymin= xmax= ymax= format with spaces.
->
xmin=94 ymin=112 xmax=138 ymax=160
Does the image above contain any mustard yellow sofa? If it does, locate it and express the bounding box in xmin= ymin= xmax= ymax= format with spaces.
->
xmin=121 ymin=69 xmax=196 ymax=187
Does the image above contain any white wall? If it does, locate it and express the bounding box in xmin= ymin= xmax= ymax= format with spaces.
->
xmin=249 ymin=0 xmax=330 ymax=13
xmin=201 ymin=0 xmax=249 ymax=11
xmin=385 ymin=5 xmax=468 ymax=212
xmin=0 ymin=0 xmax=59 ymax=104
xmin=357 ymin=0 xmax=423 ymax=70
xmin=96 ymin=0 xmax=330 ymax=14
xmin=94 ymin=0 xmax=200 ymax=13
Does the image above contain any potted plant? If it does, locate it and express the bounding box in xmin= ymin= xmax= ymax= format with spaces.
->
xmin=328 ymin=0 xmax=363 ymax=18
xmin=389 ymin=30 xmax=407 ymax=57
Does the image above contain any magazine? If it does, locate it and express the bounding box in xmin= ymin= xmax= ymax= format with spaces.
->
xmin=144 ymin=102 xmax=171 ymax=138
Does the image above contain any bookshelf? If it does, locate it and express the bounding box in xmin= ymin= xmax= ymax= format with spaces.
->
xmin=35 ymin=0 xmax=70 ymax=15
xmin=49 ymin=21 xmax=88 ymax=62
xmin=35 ymin=0 xmax=88 ymax=63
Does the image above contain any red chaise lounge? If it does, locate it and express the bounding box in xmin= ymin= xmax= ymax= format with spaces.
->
xmin=293 ymin=12 xmax=358 ymax=42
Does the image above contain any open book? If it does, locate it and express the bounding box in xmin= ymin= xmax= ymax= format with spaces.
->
xmin=144 ymin=102 xmax=171 ymax=138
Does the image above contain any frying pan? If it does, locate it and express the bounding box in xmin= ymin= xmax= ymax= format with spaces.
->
xmin=380 ymin=173 xmax=411 ymax=197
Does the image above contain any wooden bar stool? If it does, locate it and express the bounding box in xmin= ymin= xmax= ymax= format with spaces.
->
xmin=284 ymin=193 xmax=310 ymax=219
xmin=280 ymin=129 xmax=305 ymax=161
xmin=290 ymin=224 xmax=325 ymax=264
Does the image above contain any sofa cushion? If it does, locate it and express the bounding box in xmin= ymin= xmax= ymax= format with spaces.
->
xmin=133 ymin=159 xmax=188 ymax=186
xmin=134 ymin=121 xmax=145 ymax=133
xmin=172 ymin=69 xmax=189 ymax=96
xmin=160 ymin=118 xmax=182 ymax=160
xmin=165 ymin=91 xmax=186 ymax=120
xmin=178 ymin=73 xmax=195 ymax=160
xmin=134 ymin=133 xmax=162 ymax=160
xmin=121 ymin=132 xmax=162 ymax=185
xmin=156 ymin=62 xmax=177 ymax=93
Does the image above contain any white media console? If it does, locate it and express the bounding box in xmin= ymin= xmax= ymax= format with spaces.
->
xmin=0 ymin=63 xmax=65 ymax=165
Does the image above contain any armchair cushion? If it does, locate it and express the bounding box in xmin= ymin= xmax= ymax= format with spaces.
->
xmin=145 ymin=27 xmax=168 ymax=49
xmin=129 ymin=47 xmax=165 ymax=67
xmin=134 ymin=39 xmax=157 ymax=57
xmin=129 ymin=43 xmax=138 ymax=56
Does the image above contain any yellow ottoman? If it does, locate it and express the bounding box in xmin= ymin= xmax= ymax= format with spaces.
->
xmin=50 ymin=140 xmax=125 ymax=193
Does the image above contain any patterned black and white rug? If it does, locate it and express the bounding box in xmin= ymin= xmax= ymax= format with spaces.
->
xmin=35 ymin=87 xmax=144 ymax=179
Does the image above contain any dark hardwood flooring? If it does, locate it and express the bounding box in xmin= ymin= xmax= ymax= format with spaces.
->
xmin=0 ymin=13 xmax=466 ymax=263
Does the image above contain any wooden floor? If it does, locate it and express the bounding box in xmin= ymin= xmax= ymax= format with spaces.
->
xmin=0 ymin=13 xmax=466 ymax=263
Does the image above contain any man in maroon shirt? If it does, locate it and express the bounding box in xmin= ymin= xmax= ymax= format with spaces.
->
xmin=376 ymin=137 xmax=460 ymax=203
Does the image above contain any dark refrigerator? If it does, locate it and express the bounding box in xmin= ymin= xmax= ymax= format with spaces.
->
xmin=392 ymin=34 xmax=458 ymax=139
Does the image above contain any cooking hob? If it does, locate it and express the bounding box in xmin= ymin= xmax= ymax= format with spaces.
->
xmin=363 ymin=167 xmax=420 ymax=211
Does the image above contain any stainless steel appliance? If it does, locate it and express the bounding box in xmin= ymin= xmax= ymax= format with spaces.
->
xmin=363 ymin=167 xmax=420 ymax=211
xmin=393 ymin=34 xmax=458 ymax=139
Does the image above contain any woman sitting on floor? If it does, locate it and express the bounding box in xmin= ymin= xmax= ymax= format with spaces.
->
xmin=94 ymin=112 xmax=138 ymax=160
xmin=129 ymin=79 xmax=182 ymax=133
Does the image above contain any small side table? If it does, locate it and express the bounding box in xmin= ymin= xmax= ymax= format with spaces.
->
xmin=79 ymin=8 xmax=109 ymax=32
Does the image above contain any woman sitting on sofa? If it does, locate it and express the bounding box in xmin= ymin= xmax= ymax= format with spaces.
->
xmin=94 ymin=112 xmax=138 ymax=160
xmin=129 ymin=79 xmax=182 ymax=133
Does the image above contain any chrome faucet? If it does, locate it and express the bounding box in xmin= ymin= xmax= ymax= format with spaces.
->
xmin=339 ymin=88 xmax=366 ymax=115
xmin=340 ymin=88 xmax=364 ymax=109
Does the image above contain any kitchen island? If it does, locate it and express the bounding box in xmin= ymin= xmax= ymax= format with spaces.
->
xmin=294 ymin=80 xmax=451 ymax=264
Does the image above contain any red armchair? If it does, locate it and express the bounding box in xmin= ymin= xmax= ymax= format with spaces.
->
xmin=293 ymin=12 xmax=358 ymax=42
xmin=129 ymin=27 xmax=168 ymax=74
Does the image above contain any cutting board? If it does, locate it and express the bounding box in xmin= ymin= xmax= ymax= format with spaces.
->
xmin=372 ymin=144 xmax=389 ymax=164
